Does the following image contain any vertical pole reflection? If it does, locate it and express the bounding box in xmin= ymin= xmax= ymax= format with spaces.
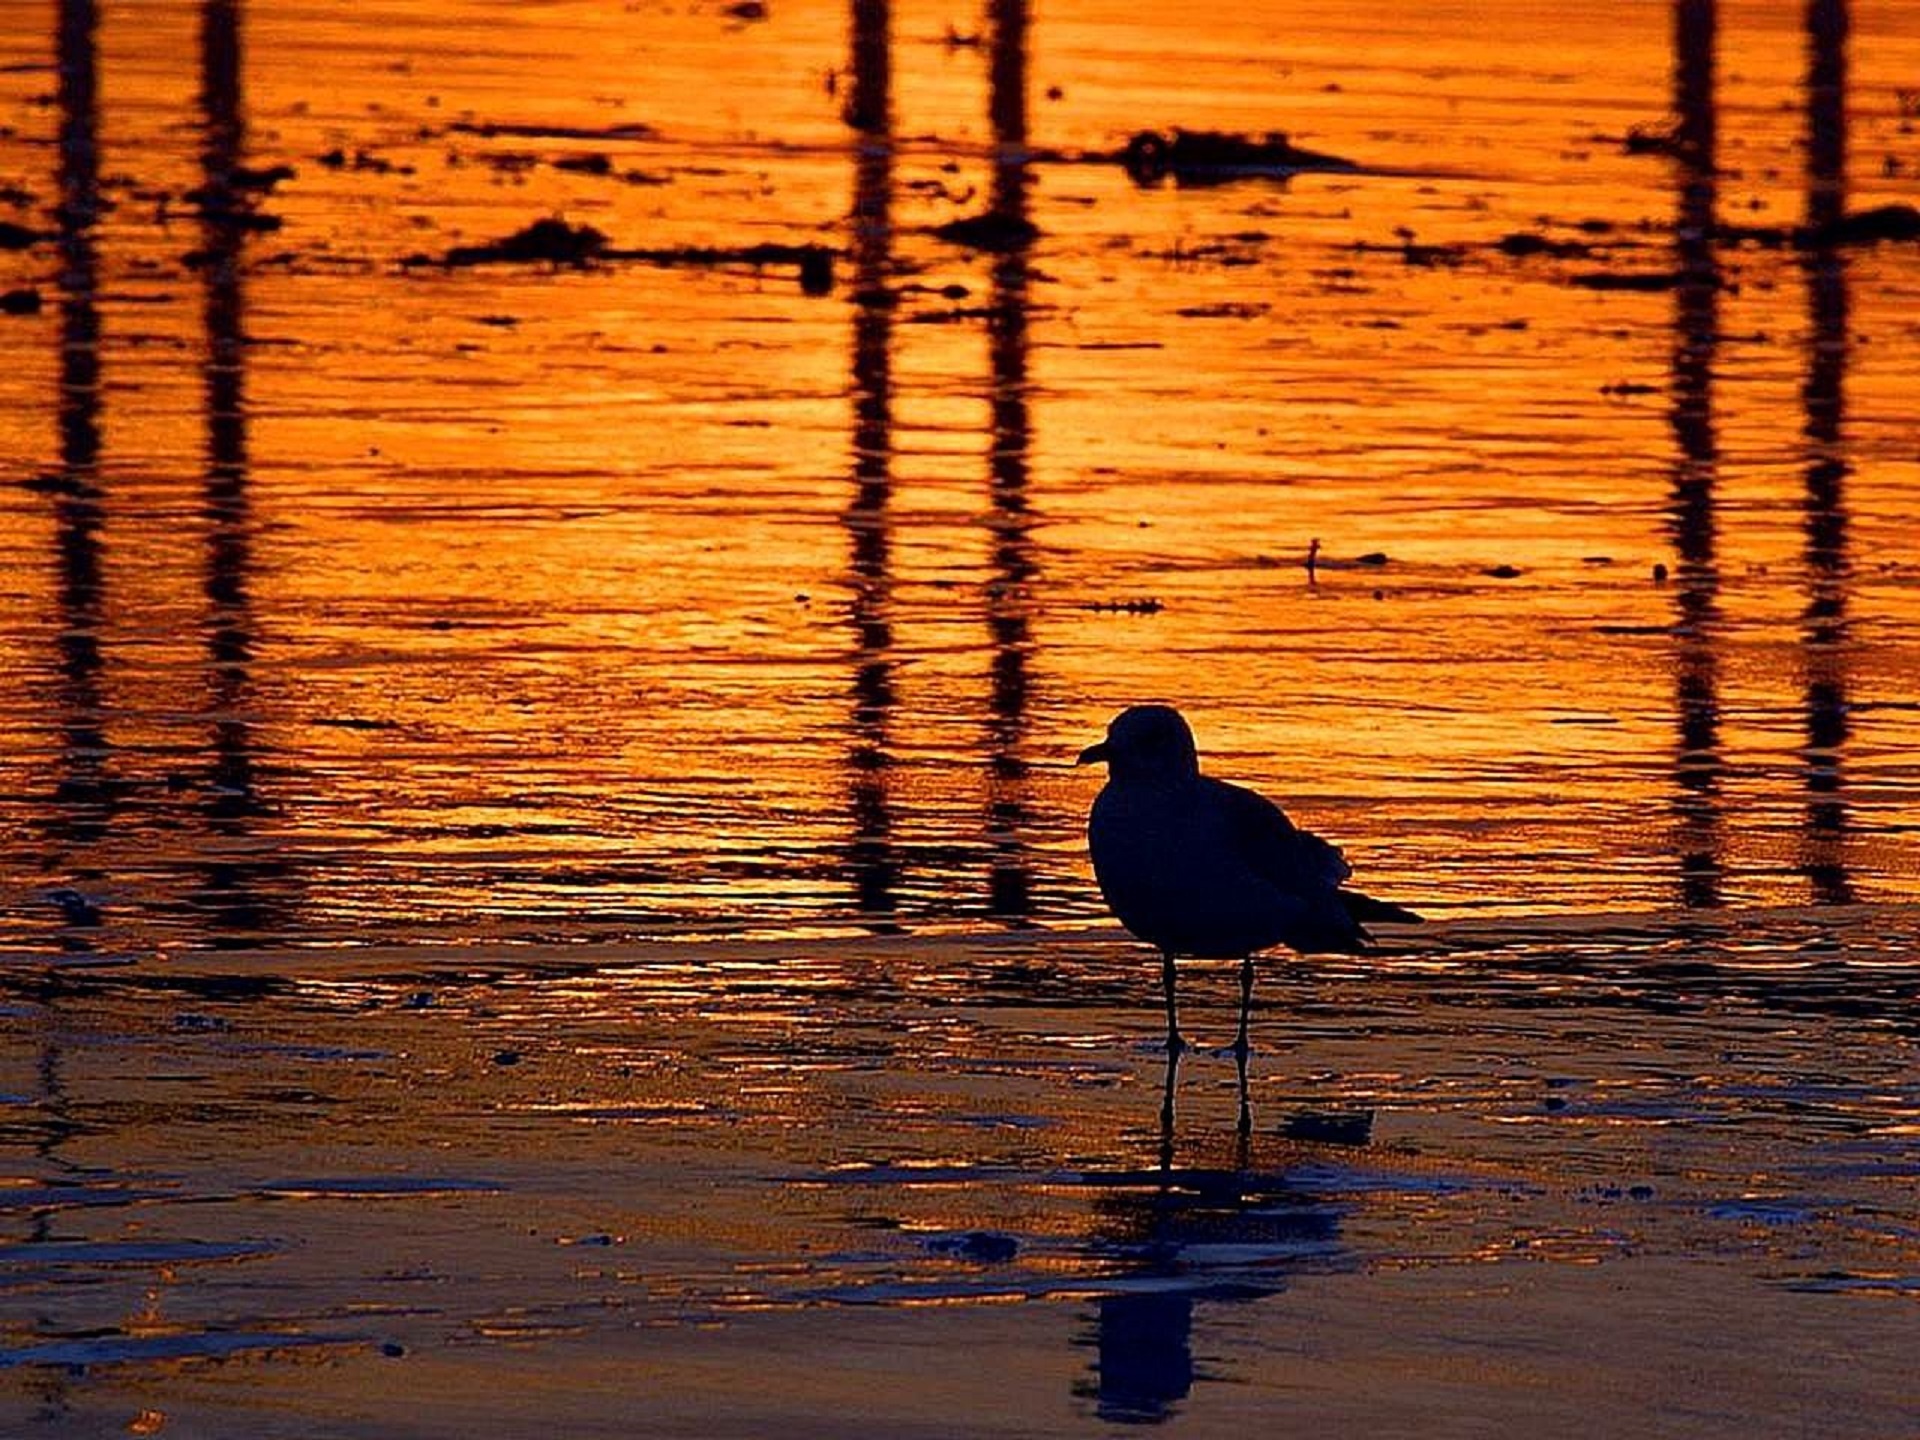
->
xmin=1799 ymin=0 xmax=1853 ymax=904
xmin=844 ymin=0 xmax=899 ymax=924
xmin=1667 ymin=0 xmax=1724 ymax=908
xmin=201 ymin=0 xmax=255 ymax=819
xmin=29 ymin=7 xmax=99 ymax=1417
xmin=1804 ymin=0 xmax=1848 ymax=235
xmin=194 ymin=0 xmax=283 ymax=938
xmin=984 ymin=0 xmax=1036 ymax=922
xmin=49 ymin=0 xmax=108 ymax=847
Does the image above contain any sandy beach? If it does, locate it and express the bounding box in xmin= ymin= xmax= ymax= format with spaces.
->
xmin=5 ymin=911 xmax=1918 ymax=1434
xmin=3 ymin=0 xmax=1919 ymax=1429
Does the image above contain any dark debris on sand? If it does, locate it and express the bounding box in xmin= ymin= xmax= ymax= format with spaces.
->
xmin=1352 ymin=229 xmax=1467 ymax=268
xmin=1528 ymin=204 xmax=1920 ymax=290
xmin=448 ymin=121 xmax=659 ymax=143
xmin=1496 ymin=231 xmax=1597 ymax=260
xmin=1569 ymin=270 xmax=1694 ymax=292
xmin=620 ymin=241 xmax=834 ymax=294
xmin=924 ymin=1230 xmax=1019 ymax=1263
xmin=1491 ymin=207 xmax=1920 ymax=291
xmin=318 ymin=146 xmax=415 ymax=176
xmin=1282 ymin=1109 xmax=1374 ymax=1146
xmin=413 ymin=217 xmax=835 ymax=293
xmin=1121 ymin=128 xmax=1361 ymax=187
xmin=932 ymin=211 xmax=1040 ymax=253
xmin=185 ymin=162 xmax=296 ymax=230
xmin=1722 ymin=203 xmax=1920 ymax=248
xmin=431 ymin=217 xmax=612 ymax=267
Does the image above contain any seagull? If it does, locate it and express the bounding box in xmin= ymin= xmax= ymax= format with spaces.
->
xmin=1078 ymin=705 xmax=1418 ymax=1056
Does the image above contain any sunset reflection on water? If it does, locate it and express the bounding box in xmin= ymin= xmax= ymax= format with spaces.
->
xmin=2 ymin=3 xmax=1920 ymax=1430
xmin=0 ymin=0 xmax=1916 ymax=954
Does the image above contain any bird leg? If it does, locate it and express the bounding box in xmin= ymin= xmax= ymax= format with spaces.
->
xmin=1160 ymin=950 xmax=1185 ymax=1055
xmin=1158 ymin=1044 xmax=1181 ymax=1169
xmin=1232 ymin=952 xmax=1254 ymax=1059
xmin=1235 ymin=1039 xmax=1252 ymax=1139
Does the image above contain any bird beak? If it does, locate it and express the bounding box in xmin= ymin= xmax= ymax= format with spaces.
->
xmin=1076 ymin=741 xmax=1110 ymax=767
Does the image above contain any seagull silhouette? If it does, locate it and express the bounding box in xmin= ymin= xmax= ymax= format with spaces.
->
xmin=1078 ymin=705 xmax=1418 ymax=1056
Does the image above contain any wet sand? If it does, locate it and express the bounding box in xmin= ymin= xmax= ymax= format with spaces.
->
xmin=5 ymin=911 xmax=1918 ymax=1433
xmin=2 ymin=0 xmax=1919 ymax=1429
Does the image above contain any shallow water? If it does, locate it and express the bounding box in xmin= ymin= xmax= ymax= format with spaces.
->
xmin=1 ymin=0 xmax=1918 ymax=947
xmin=3 ymin=916 xmax=1919 ymax=1433
xmin=1 ymin=0 xmax=1919 ymax=1431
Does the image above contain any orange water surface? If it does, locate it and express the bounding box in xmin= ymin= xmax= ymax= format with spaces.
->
xmin=0 ymin=0 xmax=1916 ymax=949
xmin=3 ymin=5 xmax=1920 ymax=1433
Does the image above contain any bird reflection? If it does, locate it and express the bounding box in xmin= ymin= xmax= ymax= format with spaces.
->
xmin=1798 ymin=0 xmax=1853 ymax=904
xmin=1074 ymin=1094 xmax=1341 ymax=1424
xmin=843 ymin=0 xmax=900 ymax=924
xmin=1087 ymin=1289 xmax=1194 ymax=1424
xmin=47 ymin=0 xmax=108 ymax=862
xmin=1665 ymin=0 xmax=1724 ymax=908
xmin=983 ymin=0 xmax=1037 ymax=923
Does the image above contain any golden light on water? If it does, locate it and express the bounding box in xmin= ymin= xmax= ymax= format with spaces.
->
xmin=2 ymin=0 xmax=1920 ymax=1432
xmin=0 ymin=0 xmax=1916 ymax=946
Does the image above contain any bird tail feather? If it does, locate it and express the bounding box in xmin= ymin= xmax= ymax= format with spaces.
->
xmin=1338 ymin=889 xmax=1422 ymax=926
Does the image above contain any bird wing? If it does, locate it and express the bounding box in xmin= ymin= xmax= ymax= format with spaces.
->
xmin=1207 ymin=777 xmax=1352 ymax=894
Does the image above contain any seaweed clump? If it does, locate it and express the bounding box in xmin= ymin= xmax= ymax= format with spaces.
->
xmin=1122 ymin=128 xmax=1359 ymax=187
xmin=440 ymin=217 xmax=611 ymax=267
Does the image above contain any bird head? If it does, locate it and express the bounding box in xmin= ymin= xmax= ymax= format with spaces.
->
xmin=1076 ymin=705 xmax=1199 ymax=784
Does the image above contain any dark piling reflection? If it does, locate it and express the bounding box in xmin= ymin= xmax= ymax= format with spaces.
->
xmin=1803 ymin=0 xmax=1848 ymax=235
xmin=28 ymin=5 xmax=98 ymax=1402
xmin=843 ymin=0 xmax=900 ymax=924
xmin=986 ymin=0 xmax=1030 ymax=204
xmin=200 ymin=0 xmax=256 ymax=821
xmin=47 ymin=0 xmax=108 ymax=857
xmin=27 ymin=23 xmax=99 ymax=1424
xmin=1798 ymin=0 xmax=1853 ymax=904
xmin=1666 ymin=0 xmax=1724 ymax=908
xmin=983 ymin=0 xmax=1036 ymax=922
xmin=189 ymin=0 xmax=288 ymax=941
